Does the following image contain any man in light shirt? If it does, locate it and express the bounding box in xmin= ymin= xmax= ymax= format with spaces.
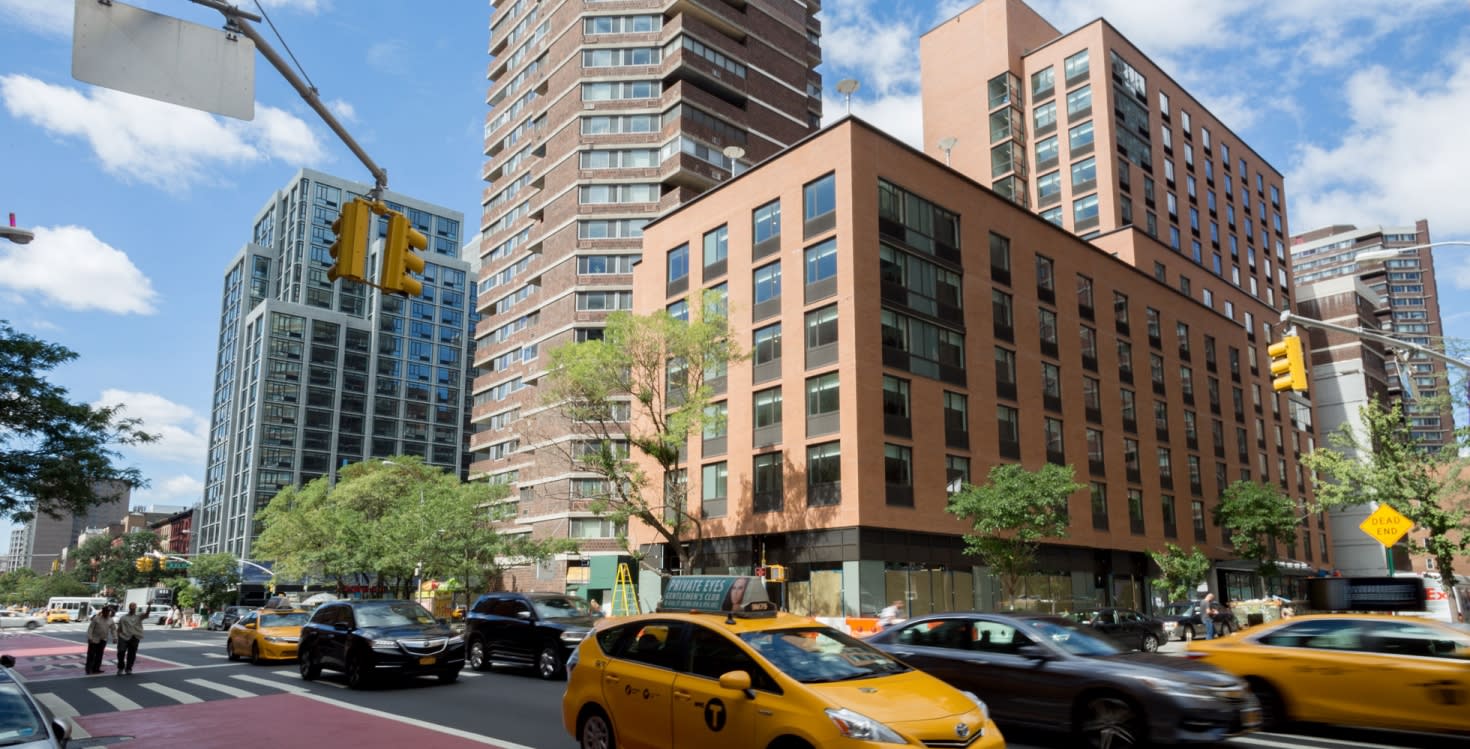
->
xmin=115 ymin=602 xmax=147 ymax=674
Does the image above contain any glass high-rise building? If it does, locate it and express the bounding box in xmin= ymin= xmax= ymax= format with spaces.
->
xmin=192 ymin=168 xmax=476 ymax=557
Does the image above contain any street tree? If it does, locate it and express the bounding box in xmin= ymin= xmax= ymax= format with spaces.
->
xmin=188 ymin=553 xmax=243 ymax=611
xmin=0 ymin=322 xmax=157 ymax=521
xmin=1213 ymin=480 xmax=1300 ymax=577
xmin=1302 ymin=397 xmax=1470 ymax=620
xmin=1149 ymin=543 xmax=1212 ymax=602
xmin=946 ymin=463 xmax=1083 ymax=608
xmin=0 ymin=568 xmax=90 ymax=606
xmin=540 ymin=296 xmax=742 ymax=576
xmin=72 ymin=530 xmax=162 ymax=592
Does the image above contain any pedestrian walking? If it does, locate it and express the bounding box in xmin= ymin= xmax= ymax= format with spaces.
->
xmin=588 ymin=599 xmax=605 ymax=618
xmin=84 ymin=606 xmax=114 ymax=675
xmin=1202 ymin=593 xmax=1219 ymax=640
xmin=115 ymin=602 xmax=146 ymax=675
xmin=878 ymin=599 xmax=906 ymax=629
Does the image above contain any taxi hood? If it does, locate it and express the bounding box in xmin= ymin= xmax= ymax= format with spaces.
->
xmin=804 ymin=670 xmax=974 ymax=723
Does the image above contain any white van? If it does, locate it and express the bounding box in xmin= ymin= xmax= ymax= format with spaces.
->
xmin=45 ymin=596 xmax=110 ymax=622
xmin=147 ymin=604 xmax=172 ymax=625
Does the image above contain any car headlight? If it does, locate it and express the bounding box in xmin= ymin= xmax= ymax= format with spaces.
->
xmin=1162 ymin=621 xmax=1177 ymax=629
xmin=960 ymin=691 xmax=990 ymax=724
xmin=560 ymin=630 xmax=589 ymax=645
xmin=1137 ymin=676 xmax=1214 ymax=699
xmin=264 ymin=636 xmax=290 ymax=644
xmin=825 ymin=707 xmax=908 ymax=744
xmin=369 ymin=638 xmax=400 ymax=651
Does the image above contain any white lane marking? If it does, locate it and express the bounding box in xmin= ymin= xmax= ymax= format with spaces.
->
xmin=89 ymin=686 xmax=142 ymax=711
xmin=185 ymin=678 xmax=256 ymax=699
xmin=271 ymin=669 xmax=346 ymax=689
xmin=296 ymin=691 xmax=541 ymax=748
xmin=139 ymin=682 xmax=203 ymax=704
xmin=32 ymin=694 xmax=90 ymax=738
xmin=230 ymin=673 xmax=307 ymax=693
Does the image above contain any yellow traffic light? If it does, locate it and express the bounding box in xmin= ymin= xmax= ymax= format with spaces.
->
xmin=328 ymin=198 xmax=372 ymax=284
xmin=1268 ymin=335 xmax=1308 ymax=392
xmin=135 ymin=556 xmax=154 ymax=573
xmin=381 ymin=211 xmax=427 ymax=296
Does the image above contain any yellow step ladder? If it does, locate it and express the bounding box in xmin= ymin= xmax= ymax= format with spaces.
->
xmin=610 ymin=562 xmax=641 ymax=617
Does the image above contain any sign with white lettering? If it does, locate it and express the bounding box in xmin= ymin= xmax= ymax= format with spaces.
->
xmin=661 ymin=576 xmax=773 ymax=613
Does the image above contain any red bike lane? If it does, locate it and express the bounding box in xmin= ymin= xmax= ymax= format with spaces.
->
xmin=1 ymin=633 xmax=181 ymax=681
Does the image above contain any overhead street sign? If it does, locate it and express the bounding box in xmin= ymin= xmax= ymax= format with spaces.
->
xmin=1359 ymin=503 xmax=1413 ymax=548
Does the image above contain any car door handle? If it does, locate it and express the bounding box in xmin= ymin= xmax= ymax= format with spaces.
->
xmin=672 ymin=690 xmax=692 ymax=702
xmin=891 ymin=650 xmax=915 ymax=658
xmin=604 ymin=674 xmax=621 ymax=685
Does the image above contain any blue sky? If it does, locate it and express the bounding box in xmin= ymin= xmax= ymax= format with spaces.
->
xmin=2 ymin=0 xmax=1470 ymax=548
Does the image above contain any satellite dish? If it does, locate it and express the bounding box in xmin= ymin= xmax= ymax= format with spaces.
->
xmin=722 ymin=146 xmax=746 ymax=176
xmin=836 ymin=79 xmax=860 ymax=114
xmin=937 ymin=137 xmax=958 ymax=166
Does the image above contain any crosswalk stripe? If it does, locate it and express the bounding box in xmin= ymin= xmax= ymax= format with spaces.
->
xmin=230 ymin=673 xmax=306 ymax=693
xmin=139 ymin=682 xmax=203 ymax=704
xmin=185 ymin=677 xmax=256 ymax=699
xmin=32 ymin=695 xmax=89 ymax=740
xmin=89 ymin=686 xmax=142 ymax=711
xmin=271 ymin=669 xmax=345 ymax=688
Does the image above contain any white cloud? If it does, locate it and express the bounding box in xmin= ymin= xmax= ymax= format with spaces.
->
xmin=0 ymin=74 xmax=326 ymax=190
xmin=367 ymin=40 xmax=409 ymax=73
xmin=827 ymin=93 xmax=924 ymax=149
xmin=0 ymin=0 xmax=72 ymax=37
xmin=327 ymin=98 xmax=357 ymax=122
xmin=93 ymin=390 xmax=209 ymax=465
xmin=131 ymin=474 xmax=205 ymax=508
xmin=1287 ymin=56 xmax=1470 ymax=236
xmin=0 ymin=226 xmax=158 ymax=314
xmin=259 ymin=0 xmax=327 ymax=11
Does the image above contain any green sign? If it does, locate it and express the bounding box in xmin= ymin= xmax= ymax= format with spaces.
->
xmin=165 ymin=561 xmax=189 ymax=570
xmin=661 ymin=576 xmax=773 ymax=613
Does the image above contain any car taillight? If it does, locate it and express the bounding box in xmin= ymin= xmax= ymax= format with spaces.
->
xmin=1182 ymin=652 xmax=1209 ymax=660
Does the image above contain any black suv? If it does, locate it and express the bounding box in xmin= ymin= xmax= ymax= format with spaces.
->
xmin=298 ymin=599 xmax=464 ymax=689
xmin=217 ymin=605 xmax=255 ymax=631
xmin=464 ymin=592 xmax=594 ymax=680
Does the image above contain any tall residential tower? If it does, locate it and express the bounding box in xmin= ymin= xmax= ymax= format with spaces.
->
xmin=471 ymin=0 xmax=823 ymax=590
xmin=192 ymin=169 xmax=474 ymax=558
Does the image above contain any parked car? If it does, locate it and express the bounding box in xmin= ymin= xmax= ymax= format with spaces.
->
xmin=1070 ymin=607 xmax=1168 ymax=652
xmin=206 ymin=611 xmax=226 ymax=631
xmin=463 ymin=592 xmax=594 ymax=680
xmin=1188 ymin=614 xmax=1470 ymax=734
xmin=0 ymin=610 xmax=44 ymax=630
xmin=147 ymin=604 xmax=172 ymax=625
xmin=0 ymin=655 xmax=74 ymax=748
xmin=867 ymin=612 xmax=1261 ymax=747
xmin=1158 ymin=601 xmax=1240 ymax=641
xmin=218 ymin=605 xmax=255 ymax=631
xmin=298 ymin=599 xmax=464 ymax=689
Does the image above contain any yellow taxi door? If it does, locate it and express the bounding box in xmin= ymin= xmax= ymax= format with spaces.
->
xmin=670 ymin=625 xmax=779 ymax=749
xmin=1361 ymin=619 xmax=1470 ymax=733
xmin=600 ymin=621 xmax=686 ymax=749
xmin=1253 ymin=618 xmax=1373 ymax=723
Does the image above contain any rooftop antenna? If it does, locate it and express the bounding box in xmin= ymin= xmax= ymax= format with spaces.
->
xmin=937 ymin=137 xmax=958 ymax=166
xmin=836 ymin=78 xmax=860 ymax=114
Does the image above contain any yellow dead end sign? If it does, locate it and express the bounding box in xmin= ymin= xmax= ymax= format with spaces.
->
xmin=1359 ymin=503 xmax=1413 ymax=547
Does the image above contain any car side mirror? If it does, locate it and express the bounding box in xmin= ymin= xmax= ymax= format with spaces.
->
xmin=1017 ymin=644 xmax=1052 ymax=662
xmin=0 ymin=655 xmax=14 ymax=668
xmin=245 ymin=622 xmax=257 ymax=629
xmin=516 ymin=610 xmax=532 ymax=620
xmin=52 ymin=716 xmax=71 ymax=748
xmin=718 ymin=670 xmax=755 ymax=699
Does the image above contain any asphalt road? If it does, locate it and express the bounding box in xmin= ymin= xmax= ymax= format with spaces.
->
xmin=6 ymin=624 xmax=1466 ymax=749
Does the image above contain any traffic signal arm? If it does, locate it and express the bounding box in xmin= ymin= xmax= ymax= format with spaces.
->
xmin=1268 ymin=335 xmax=1308 ymax=392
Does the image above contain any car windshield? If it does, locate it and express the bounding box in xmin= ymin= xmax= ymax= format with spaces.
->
xmin=1161 ymin=603 xmax=1195 ymax=617
xmin=1026 ymin=618 xmax=1123 ymax=656
xmin=355 ymin=603 xmax=436 ymax=628
xmin=532 ymin=596 xmax=590 ymax=620
xmin=0 ymin=683 xmax=46 ymax=746
xmin=260 ymin=612 xmax=310 ymax=628
xmin=740 ymin=627 xmax=910 ymax=683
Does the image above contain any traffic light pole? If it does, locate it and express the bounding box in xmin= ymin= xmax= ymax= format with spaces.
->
xmin=188 ymin=0 xmax=389 ymax=200
xmin=1279 ymin=310 xmax=1470 ymax=373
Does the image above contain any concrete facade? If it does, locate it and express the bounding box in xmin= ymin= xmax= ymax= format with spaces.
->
xmin=9 ymin=482 xmax=130 ymax=575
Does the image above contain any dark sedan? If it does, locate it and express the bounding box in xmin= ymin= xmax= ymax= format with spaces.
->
xmin=298 ymin=599 xmax=465 ymax=689
xmin=218 ymin=605 xmax=255 ymax=631
xmin=867 ymin=612 xmax=1261 ymax=747
xmin=463 ymin=591 xmax=593 ymax=680
xmin=1158 ymin=601 xmax=1240 ymax=641
xmin=1071 ymin=607 xmax=1167 ymax=652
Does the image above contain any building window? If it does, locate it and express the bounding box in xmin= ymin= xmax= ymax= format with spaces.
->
xmin=1087 ymin=428 xmax=1105 ymax=472
xmin=884 ymin=444 xmax=914 ymax=506
xmin=806 ymin=304 xmax=838 ymax=353
xmin=753 ymin=387 xmax=782 ymax=429
xmin=992 ymin=289 xmax=1014 ymax=340
xmin=703 ymin=225 xmax=728 ymax=273
xmin=1064 ymin=48 xmax=1090 ymax=84
xmin=805 ymin=238 xmax=838 ymax=284
xmin=753 ymin=199 xmax=781 ymax=248
xmin=1128 ymin=489 xmax=1145 ymax=534
xmin=753 ymin=322 xmax=781 ymax=372
xmin=701 ymin=462 xmax=727 ymax=518
xmin=807 ymin=442 xmax=841 ymax=506
xmin=883 ymin=375 xmax=910 ymax=437
xmin=946 ymin=456 xmax=970 ymax=494
xmin=1090 ymin=482 xmax=1109 ymax=529
xmin=806 ymin=372 xmax=840 ymax=419
xmin=753 ymin=262 xmax=782 ymax=305
xmin=803 ymin=172 xmax=836 ymax=236
xmin=1069 ymin=120 xmax=1094 ymax=151
xmin=667 ymin=244 xmax=689 ymax=283
xmin=1044 ymin=417 xmax=1065 ymax=465
xmin=1066 ymin=85 xmax=1091 ymax=118
xmin=1031 ymin=66 xmax=1055 ymax=99
xmin=997 ymin=405 xmax=1020 ymax=459
xmin=944 ymin=391 xmax=968 ymax=448
xmin=1033 ymin=101 xmax=1057 ymax=133
xmin=753 ymin=452 xmax=783 ymax=513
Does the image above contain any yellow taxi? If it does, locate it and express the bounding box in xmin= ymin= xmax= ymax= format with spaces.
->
xmin=1187 ymin=613 xmax=1470 ymax=734
xmin=44 ymin=609 xmax=70 ymax=624
xmin=562 ymin=576 xmax=1004 ymax=749
xmin=226 ymin=608 xmax=311 ymax=664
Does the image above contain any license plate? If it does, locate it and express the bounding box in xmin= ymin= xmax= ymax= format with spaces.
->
xmin=1241 ymin=708 xmax=1262 ymax=728
xmin=419 ymin=656 xmax=436 ymax=665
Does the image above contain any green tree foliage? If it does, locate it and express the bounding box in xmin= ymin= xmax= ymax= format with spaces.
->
xmin=255 ymin=456 xmax=571 ymax=596
xmin=540 ymin=296 xmax=742 ymax=575
xmin=0 ymin=568 xmax=91 ymax=606
xmin=1214 ymin=480 xmax=1300 ymax=577
xmin=946 ymin=463 xmax=1082 ymax=608
xmin=1302 ymin=397 xmax=1470 ymax=620
xmin=0 ymin=322 xmax=157 ymax=521
xmin=1149 ymin=543 xmax=1212 ymax=602
xmin=188 ymin=553 xmax=243 ymax=611
xmin=71 ymin=530 xmax=163 ymax=592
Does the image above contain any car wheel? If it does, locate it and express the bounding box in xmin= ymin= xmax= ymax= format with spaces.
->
xmin=24 ymin=621 xmax=37 ymax=630
xmin=1182 ymin=626 xmax=1194 ymax=642
xmin=250 ymin=643 xmax=262 ymax=665
xmin=578 ymin=708 xmax=615 ymax=749
xmin=299 ymin=650 xmax=321 ymax=681
xmin=468 ymin=638 xmax=491 ymax=672
xmin=346 ymin=652 xmax=371 ymax=690
xmin=1141 ymin=634 xmax=1160 ymax=652
xmin=1247 ymin=677 xmax=1288 ymax=729
xmin=538 ymin=646 xmax=565 ymax=680
xmin=226 ymin=641 xmax=239 ymax=662
xmin=1078 ymin=693 xmax=1145 ymax=749
xmin=438 ymin=669 xmax=460 ymax=684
